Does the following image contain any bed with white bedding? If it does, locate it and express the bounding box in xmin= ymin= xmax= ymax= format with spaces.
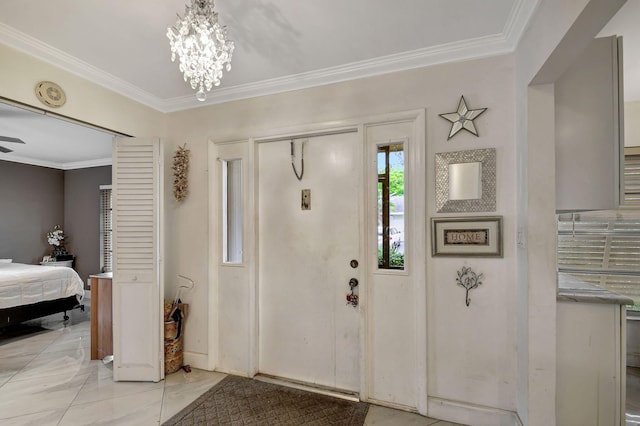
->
xmin=0 ymin=262 xmax=85 ymax=326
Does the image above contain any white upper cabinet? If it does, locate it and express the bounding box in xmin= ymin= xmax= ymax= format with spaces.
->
xmin=555 ymin=36 xmax=624 ymax=212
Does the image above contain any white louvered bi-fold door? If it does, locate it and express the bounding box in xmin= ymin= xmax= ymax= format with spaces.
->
xmin=112 ymin=137 xmax=163 ymax=382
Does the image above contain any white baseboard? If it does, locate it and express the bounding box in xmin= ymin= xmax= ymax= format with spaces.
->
xmin=183 ymin=351 xmax=212 ymax=371
xmin=213 ymin=367 xmax=252 ymax=378
xmin=427 ymin=397 xmax=519 ymax=426
xmin=255 ymin=374 xmax=359 ymax=402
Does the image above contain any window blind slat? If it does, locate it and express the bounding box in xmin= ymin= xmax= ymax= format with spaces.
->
xmin=557 ymin=211 xmax=640 ymax=309
xmin=100 ymin=188 xmax=113 ymax=272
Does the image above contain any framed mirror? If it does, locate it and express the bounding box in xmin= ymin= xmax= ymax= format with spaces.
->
xmin=435 ymin=148 xmax=496 ymax=212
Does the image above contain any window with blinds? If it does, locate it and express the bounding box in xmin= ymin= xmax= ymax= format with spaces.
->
xmin=625 ymin=147 xmax=640 ymax=204
xmin=100 ymin=185 xmax=113 ymax=272
xmin=557 ymin=210 xmax=640 ymax=310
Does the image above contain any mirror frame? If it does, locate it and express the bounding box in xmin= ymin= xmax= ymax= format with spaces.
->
xmin=435 ymin=148 xmax=496 ymax=213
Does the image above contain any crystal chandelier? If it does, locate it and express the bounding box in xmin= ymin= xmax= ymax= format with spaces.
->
xmin=167 ymin=0 xmax=235 ymax=101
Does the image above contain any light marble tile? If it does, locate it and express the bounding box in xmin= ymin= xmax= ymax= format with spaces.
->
xmin=0 ymin=354 xmax=36 ymax=387
xmin=0 ymin=371 xmax=88 ymax=420
xmin=59 ymin=386 xmax=164 ymax=426
xmin=41 ymin=335 xmax=91 ymax=354
xmin=0 ymin=337 xmax=56 ymax=358
xmin=73 ymin=363 xmax=164 ymax=405
xmin=10 ymin=347 xmax=95 ymax=382
xmin=160 ymin=369 xmax=226 ymax=422
xmin=365 ymin=405 xmax=442 ymax=426
xmin=0 ymin=409 xmax=67 ymax=426
xmin=55 ymin=325 xmax=90 ymax=340
xmin=164 ymin=367 xmax=226 ymax=388
xmin=54 ymin=323 xmax=90 ymax=336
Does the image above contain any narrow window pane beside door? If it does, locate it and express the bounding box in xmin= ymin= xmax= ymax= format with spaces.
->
xmin=377 ymin=144 xmax=404 ymax=270
xmin=223 ymin=159 xmax=243 ymax=263
xmin=99 ymin=185 xmax=113 ymax=273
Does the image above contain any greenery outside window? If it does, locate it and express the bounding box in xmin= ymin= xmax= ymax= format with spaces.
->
xmin=377 ymin=143 xmax=404 ymax=270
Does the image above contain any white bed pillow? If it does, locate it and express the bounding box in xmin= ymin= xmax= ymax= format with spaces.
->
xmin=0 ymin=259 xmax=13 ymax=263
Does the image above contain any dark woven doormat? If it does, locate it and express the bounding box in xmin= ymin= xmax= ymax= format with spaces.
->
xmin=163 ymin=375 xmax=369 ymax=426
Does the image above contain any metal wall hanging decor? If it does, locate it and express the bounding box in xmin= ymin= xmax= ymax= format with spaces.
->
xmin=172 ymin=144 xmax=190 ymax=202
xmin=456 ymin=266 xmax=483 ymax=307
xmin=439 ymin=95 xmax=487 ymax=140
xmin=435 ymin=148 xmax=496 ymax=213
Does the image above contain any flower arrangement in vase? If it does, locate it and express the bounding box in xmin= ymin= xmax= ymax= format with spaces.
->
xmin=47 ymin=225 xmax=67 ymax=259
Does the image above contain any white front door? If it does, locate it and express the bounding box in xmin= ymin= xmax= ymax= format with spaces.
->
xmin=258 ymin=131 xmax=361 ymax=392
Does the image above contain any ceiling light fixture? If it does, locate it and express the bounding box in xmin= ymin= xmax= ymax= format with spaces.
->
xmin=167 ymin=0 xmax=235 ymax=102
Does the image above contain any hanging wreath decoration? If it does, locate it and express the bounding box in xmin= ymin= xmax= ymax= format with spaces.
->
xmin=172 ymin=143 xmax=190 ymax=202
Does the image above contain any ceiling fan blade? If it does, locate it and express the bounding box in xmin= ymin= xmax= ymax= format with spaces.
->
xmin=0 ymin=145 xmax=14 ymax=153
xmin=0 ymin=136 xmax=25 ymax=144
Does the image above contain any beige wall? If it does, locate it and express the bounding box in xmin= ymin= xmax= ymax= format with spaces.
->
xmin=166 ymin=54 xmax=519 ymax=414
xmin=3 ymin=2 xmax=630 ymax=420
xmin=0 ymin=44 xmax=166 ymax=137
xmin=515 ymin=0 xmax=627 ymax=424
xmin=626 ymin=100 xmax=640 ymax=147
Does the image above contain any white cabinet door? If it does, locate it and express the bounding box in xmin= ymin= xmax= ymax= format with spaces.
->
xmin=556 ymin=302 xmax=624 ymax=425
xmin=112 ymin=137 xmax=163 ymax=382
xmin=555 ymin=35 xmax=623 ymax=211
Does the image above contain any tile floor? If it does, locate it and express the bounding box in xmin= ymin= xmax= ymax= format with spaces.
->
xmin=0 ymin=304 xmax=461 ymax=426
xmin=4 ymin=304 xmax=640 ymax=426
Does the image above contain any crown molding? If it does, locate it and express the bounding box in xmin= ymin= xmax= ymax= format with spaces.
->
xmin=0 ymin=154 xmax=112 ymax=170
xmin=502 ymin=0 xmax=541 ymax=51
xmin=0 ymin=0 xmax=535 ymax=113
xmin=164 ymin=32 xmax=513 ymax=112
xmin=62 ymin=157 xmax=112 ymax=170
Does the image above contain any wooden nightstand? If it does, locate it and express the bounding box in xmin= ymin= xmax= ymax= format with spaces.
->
xmin=90 ymin=272 xmax=113 ymax=360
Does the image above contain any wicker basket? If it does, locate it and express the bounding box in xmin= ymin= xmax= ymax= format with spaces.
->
xmin=164 ymin=320 xmax=178 ymax=340
xmin=164 ymin=336 xmax=183 ymax=374
xmin=163 ymin=301 xmax=188 ymax=374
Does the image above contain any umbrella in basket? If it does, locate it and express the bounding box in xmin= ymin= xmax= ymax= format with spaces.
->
xmin=165 ymin=275 xmax=194 ymax=373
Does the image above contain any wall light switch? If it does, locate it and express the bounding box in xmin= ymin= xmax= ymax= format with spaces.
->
xmin=302 ymin=189 xmax=311 ymax=210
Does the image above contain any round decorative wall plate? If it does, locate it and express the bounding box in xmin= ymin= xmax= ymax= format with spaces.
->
xmin=34 ymin=81 xmax=66 ymax=108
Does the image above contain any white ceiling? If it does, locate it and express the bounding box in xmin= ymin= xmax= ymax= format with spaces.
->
xmin=0 ymin=0 xmax=535 ymax=112
xmin=0 ymin=102 xmax=113 ymax=170
xmin=0 ymin=0 xmax=637 ymax=169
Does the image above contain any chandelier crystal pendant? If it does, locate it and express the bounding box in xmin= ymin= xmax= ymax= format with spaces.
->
xmin=167 ymin=0 xmax=235 ymax=101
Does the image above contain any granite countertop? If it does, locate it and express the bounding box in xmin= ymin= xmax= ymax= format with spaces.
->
xmin=558 ymin=273 xmax=634 ymax=305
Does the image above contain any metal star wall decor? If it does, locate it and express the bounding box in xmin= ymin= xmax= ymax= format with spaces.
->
xmin=439 ymin=95 xmax=487 ymax=140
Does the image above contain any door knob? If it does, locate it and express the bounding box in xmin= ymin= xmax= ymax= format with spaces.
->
xmin=349 ymin=278 xmax=358 ymax=289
